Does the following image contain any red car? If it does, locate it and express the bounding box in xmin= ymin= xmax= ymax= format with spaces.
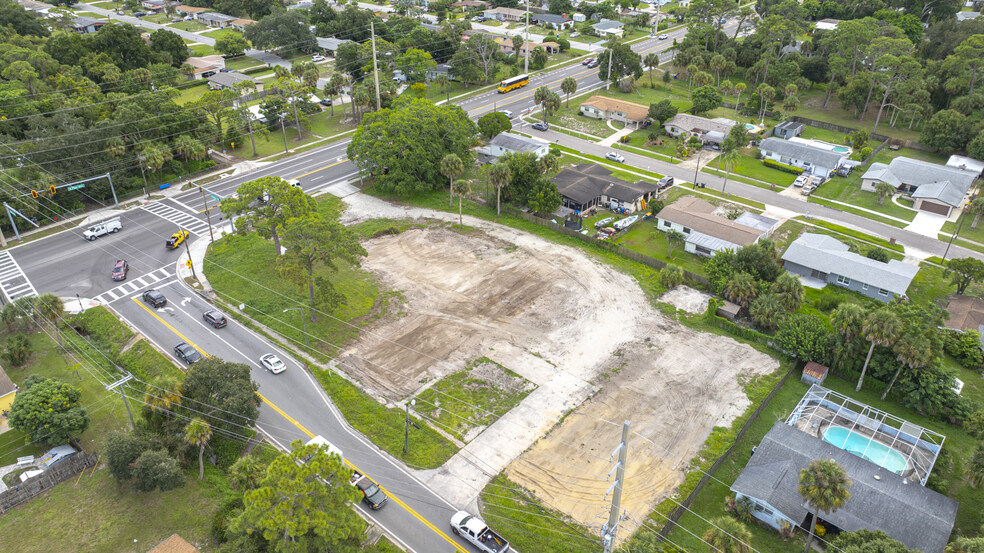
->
xmin=582 ymin=58 xmax=595 ymax=66
xmin=112 ymin=259 xmax=129 ymax=281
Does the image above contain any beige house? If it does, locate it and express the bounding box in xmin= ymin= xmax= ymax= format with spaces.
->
xmin=579 ymin=96 xmax=649 ymax=126
xmin=663 ymin=113 xmax=736 ymax=145
xmin=184 ymin=55 xmax=225 ymax=79
xmin=230 ymin=18 xmax=256 ymax=31
xmin=483 ymin=6 xmax=526 ymax=21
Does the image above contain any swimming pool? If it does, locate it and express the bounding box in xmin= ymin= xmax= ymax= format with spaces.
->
xmin=831 ymin=146 xmax=850 ymax=153
xmin=745 ymin=124 xmax=756 ymax=130
xmin=822 ymin=426 xmax=908 ymax=474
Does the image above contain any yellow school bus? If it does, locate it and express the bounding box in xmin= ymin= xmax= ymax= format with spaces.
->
xmin=497 ymin=74 xmax=530 ymax=93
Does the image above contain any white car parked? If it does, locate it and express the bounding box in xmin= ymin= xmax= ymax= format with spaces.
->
xmin=260 ymin=353 xmax=287 ymax=374
xmin=312 ymin=54 xmax=326 ymax=62
xmin=605 ymin=152 xmax=625 ymax=163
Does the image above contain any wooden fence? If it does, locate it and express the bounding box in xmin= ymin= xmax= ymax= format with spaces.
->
xmin=790 ymin=116 xmax=934 ymax=152
xmin=0 ymin=452 xmax=98 ymax=513
xmin=512 ymin=211 xmax=709 ymax=285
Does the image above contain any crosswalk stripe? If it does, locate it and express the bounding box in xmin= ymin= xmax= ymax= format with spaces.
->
xmin=140 ymin=202 xmax=210 ymax=235
xmin=94 ymin=265 xmax=173 ymax=305
xmin=0 ymin=250 xmax=37 ymax=302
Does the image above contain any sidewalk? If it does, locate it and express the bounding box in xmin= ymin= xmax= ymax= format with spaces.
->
xmin=597 ymin=122 xmax=634 ymax=147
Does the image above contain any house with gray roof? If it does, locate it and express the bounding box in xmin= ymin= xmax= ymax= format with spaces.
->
xmin=733 ymin=420 xmax=956 ymax=553
xmin=947 ymin=155 xmax=984 ymax=177
xmin=553 ymin=163 xmax=657 ymax=213
xmin=532 ymin=13 xmax=573 ymax=29
xmin=781 ymin=233 xmax=918 ymax=301
xmin=198 ymin=12 xmax=236 ymax=27
xmin=592 ymin=18 xmax=624 ymax=37
xmin=861 ymin=157 xmax=977 ymax=216
xmin=655 ymin=196 xmax=777 ymax=256
xmin=207 ymin=72 xmax=257 ymax=91
xmin=316 ymin=37 xmax=353 ymax=56
xmin=759 ymin=137 xmax=846 ymax=178
xmin=664 ymin=114 xmax=737 ymax=145
xmin=478 ymin=132 xmax=550 ymax=161
xmin=71 ymin=16 xmax=106 ymax=34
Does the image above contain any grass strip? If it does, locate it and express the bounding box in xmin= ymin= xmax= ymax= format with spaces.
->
xmin=807 ymin=196 xmax=909 ymax=229
xmin=796 ymin=217 xmax=905 ymax=252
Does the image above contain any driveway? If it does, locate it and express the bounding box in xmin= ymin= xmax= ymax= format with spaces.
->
xmin=904 ymin=211 xmax=949 ymax=238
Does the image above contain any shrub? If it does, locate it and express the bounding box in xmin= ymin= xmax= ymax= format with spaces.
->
xmin=763 ymin=159 xmax=805 ymax=174
xmin=966 ymin=409 xmax=984 ymax=439
xmin=660 ymin=264 xmax=685 ymax=288
xmin=866 ymin=248 xmax=890 ymax=263
xmin=4 ymin=334 xmax=31 ymax=367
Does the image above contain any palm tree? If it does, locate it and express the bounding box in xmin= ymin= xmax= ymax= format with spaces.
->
xmin=873 ymin=181 xmax=896 ymax=205
xmin=799 ymin=459 xmax=851 ymax=553
xmin=693 ymin=71 xmax=713 ymax=88
xmin=969 ymin=444 xmax=984 ymax=488
xmin=328 ymin=73 xmax=346 ymax=118
xmin=882 ymin=332 xmax=932 ymax=400
xmin=702 ymin=517 xmax=752 ymax=553
xmin=561 ymin=76 xmax=578 ymax=107
xmin=434 ymin=73 xmax=450 ymax=103
xmin=665 ymin=229 xmax=686 ymax=257
xmin=718 ymin=147 xmax=741 ymax=196
xmin=539 ymin=153 xmax=559 ymax=176
xmin=643 ymin=53 xmax=660 ymax=87
xmin=857 ymin=308 xmax=901 ymax=391
xmin=724 ymin=272 xmax=759 ymax=309
xmin=832 ymin=303 xmax=866 ymax=343
xmin=687 ymin=63 xmax=698 ymax=98
xmin=733 ymin=82 xmax=747 ymax=116
xmin=720 ymin=79 xmax=734 ymax=104
xmin=453 ymin=178 xmax=469 ymax=227
xmin=440 ymin=153 xmax=464 ymax=208
xmin=145 ymin=375 xmax=182 ymax=419
xmin=710 ymin=53 xmax=727 ymax=86
xmin=772 ymin=272 xmax=805 ymax=311
xmin=750 ymin=293 xmax=785 ymax=331
xmin=534 ymin=86 xmax=561 ymax=125
xmin=184 ymin=418 xmax=212 ymax=481
xmin=487 ymin=162 xmax=512 ymax=216
xmin=756 ymin=83 xmax=775 ymax=124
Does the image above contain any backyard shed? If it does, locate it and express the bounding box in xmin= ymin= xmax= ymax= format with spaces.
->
xmin=773 ymin=121 xmax=804 ymax=139
xmin=800 ymin=361 xmax=828 ymax=385
xmin=716 ymin=300 xmax=740 ymax=321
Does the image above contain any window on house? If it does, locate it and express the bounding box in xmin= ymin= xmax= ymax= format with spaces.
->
xmin=879 ymin=289 xmax=890 ymax=296
xmin=682 ymin=227 xmax=691 ymax=234
xmin=752 ymin=501 xmax=774 ymax=516
xmin=836 ymin=275 xmax=851 ymax=286
xmin=695 ymin=245 xmax=712 ymax=255
xmin=862 ymin=283 xmax=869 ymax=291
xmin=663 ymin=220 xmax=671 ymax=228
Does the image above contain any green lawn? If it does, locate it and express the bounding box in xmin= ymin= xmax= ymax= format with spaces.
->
xmin=550 ymin=102 xmax=618 ymax=137
xmin=907 ymin=264 xmax=954 ymax=307
xmin=169 ymin=20 xmax=209 ymax=32
xmin=188 ymin=43 xmax=216 ymax=57
xmin=799 ymin=124 xmax=851 ymax=145
xmin=172 ymin=80 xmax=209 ymax=105
xmin=942 ymin=212 xmax=984 ymax=247
xmin=810 ymin=174 xmax=917 ymax=222
xmin=795 ymin=88 xmax=925 ymax=143
xmin=227 ymin=121 xmax=324 ymax=159
xmin=728 ymin=148 xmax=798 ymax=186
xmin=307 ymin=109 xmax=357 ymax=138
xmin=614 ymin=216 xmax=708 ymax=276
xmin=202 ymin=28 xmax=240 ymax=41
xmin=223 ymin=56 xmax=263 ymax=71
xmin=414 ymin=358 xmax=536 ymax=442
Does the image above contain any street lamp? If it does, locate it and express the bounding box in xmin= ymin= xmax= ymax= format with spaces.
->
xmin=403 ymin=399 xmax=417 ymax=455
xmin=283 ymin=307 xmax=309 ymax=348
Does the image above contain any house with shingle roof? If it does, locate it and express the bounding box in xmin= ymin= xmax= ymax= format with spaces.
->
xmin=198 ymin=12 xmax=236 ymax=27
xmin=592 ymin=18 xmax=624 ymax=36
xmin=477 ymin=132 xmax=550 ymax=161
xmin=531 ymin=13 xmax=573 ymax=29
xmin=655 ymin=196 xmax=776 ymax=256
xmin=230 ymin=18 xmax=256 ymax=31
xmin=664 ymin=113 xmax=737 ymax=145
xmin=207 ymin=72 xmax=257 ymax=90
xmin=175 ymin=5 xmax=208 ymax=15
xmin=580 ymin=96 xmax=649 ymax=126
xmin=483 ymin=6 xmax=526 ymax=20
xmin=759 ymin=136 xmax=846 ymax=178
xmin=861 ymin=157 xmax=977 ymax=217
xmin=781 ymin=233 xmax=917 ymax=301
xmin=72 ymin=16 xmax=106 ymax=34
xmin=553 ymin=163 xmax=657 ymax=213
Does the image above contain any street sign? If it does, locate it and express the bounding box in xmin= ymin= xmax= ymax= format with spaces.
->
xmin=211 ymin=195 xmax=221 ymax=201
xmin=66 ymin=184 xmax=85 ymax=191
xmin=185 ymin=260 xmax=193 ymax=268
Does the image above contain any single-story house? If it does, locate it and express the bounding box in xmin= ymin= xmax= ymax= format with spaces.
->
xmin=946 ymin=154 xmax=984 ymax=177
xmin=781 ymin=233 xmax=917 ymax=301
xmin=759 ymin=136 xmax=846 ymax=178
xmin=945 ymin=295 xmax=984 ymax=348
xmin=655 ymin=196 xmax=777 ymax=256
xmin=230 ymin=18 xmax=256 ymax=31
xmin=860 ymin=157 xmax=977 ymax=216
xmin=140 ymin=0 xmax=165 ymax=10
xmin=40 ymin=444 xmax=77 ymax=469
xmin=733 ymin=419 xmax=956 ymax=553
xmin=184 ymin=55 xmax=225 ymax=79
xmin=592 ymin=18 xmax=624 ymax=37
xmin=957 ymin=10 xmax=981 ymax=20
xmin=316 ymin=37 xmax=353 ymax=57
xmin=572 ymin=12 xmax=586 ymax=22
xmin=287 ymin=0 xmax=313 ymax=9
xmin=426 ymin=64 xmax=452 ymax=80
xmin=72 ymin=16 xmax=106 ymax=34
xmin=147 ymin=534 xmax=200 ymax=553
xmin=175 ymin=5 xmax=208 ymax=15
xmin=580 ymin=95 xmax=649 ymax=126
xmin=0 ymin=364 xmax=17 ymax=415
xmin=452 ymin=0 xmax=489 ymax=9
xmin=493 ymin=36 xmax=516 ymax=54
xmin=531 ymin=13 xmax=573 ymax=29
xmin=478 ymin=132 xmax=550 ymax=161
xmin=553 ymin=163 xmax=658 ymax=213
xmin=462 ymin=29 xmax=497 ymax=42
xmin=773 ymin=120 xmax=804 ymax=139
xmin=483 ymin=6 xmax=526 ymax=21
xmin=198 ymin=12 xmax=236 ymax=27
xmin=664 ymin=114 xmax=736 ymax=145
xmin=18 ymin=0 xmax=53 ymax=14
xmin=814 ymin=18 xmax=840 ymax=30
xmin=207 ymin=72 xmax=257 ymax=91
xmin=800 ymin=361 xmax=828 ymax=386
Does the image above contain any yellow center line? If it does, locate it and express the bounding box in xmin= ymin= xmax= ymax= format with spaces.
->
xmin=472 ymin=67 xmax=599 ymax=117
xmin=296 ymin=158 xmax=350 ymax=179
xmin=132 ymin=297 xmax=462 ymax=550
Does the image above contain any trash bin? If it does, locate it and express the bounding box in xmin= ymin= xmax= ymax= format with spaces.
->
xmin=699 ymin=182 xmax=706 ymax=188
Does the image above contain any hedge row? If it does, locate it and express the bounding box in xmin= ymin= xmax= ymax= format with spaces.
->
xmin=763 ymin=159 xmax=805 ymax=175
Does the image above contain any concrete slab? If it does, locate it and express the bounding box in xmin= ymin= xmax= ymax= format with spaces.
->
xmin=904 ymin=211 xmax=948 ymax=238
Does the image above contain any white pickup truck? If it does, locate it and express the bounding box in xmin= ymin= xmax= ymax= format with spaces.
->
xmin=83 ymin=217 xmax=122 ymax=241
xmin=450 ymin=510 xmax=510 ymax=553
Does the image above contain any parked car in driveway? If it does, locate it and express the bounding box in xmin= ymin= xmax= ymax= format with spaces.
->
xmin=203 ymin=310 xmax=227 ymax=328
xmin=319 ymin=98 xmax=333 ymax=106
xmin=532 ymin=122 xmax=548 ymax=131
xmin=112 ymin=259 xmax=128 ymax=281
xmin=260 ymin=353 xmax=286 ymax=374
xmin=142 ymin=289 xmax=166 ymax=308
xmin=312 ymin=54 xmax=326 ymax=62
xmin=605 ymin=152 xmax=625 ymax=163
xmin=174 ymin=342 xmax=202 ymax=364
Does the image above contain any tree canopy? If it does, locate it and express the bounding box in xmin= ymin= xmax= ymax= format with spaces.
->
xmin=9 ymin=375 xmax=90 ymax=447
xmin=180 ymin=358 xmax=260 ymax=434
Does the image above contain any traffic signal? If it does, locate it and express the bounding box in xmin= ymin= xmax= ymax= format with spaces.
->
xmin=30 ymin=190 xmax=38 ymax=199
xmin=48 ymin=185 xmax=56 ymax=195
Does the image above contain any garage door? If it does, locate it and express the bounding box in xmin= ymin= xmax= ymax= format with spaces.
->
xmin=920 ymin=201 xmax=950 ymax=215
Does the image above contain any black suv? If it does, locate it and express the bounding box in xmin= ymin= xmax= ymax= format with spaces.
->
xmin=174 ymin=342 xmax=202 ymax=364
xmin=142 ymin=289 xmax=166 ymax=308
xmin=203 ymin=310 xmax=227 ymax=328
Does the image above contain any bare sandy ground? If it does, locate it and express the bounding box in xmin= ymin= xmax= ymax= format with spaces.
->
xmin=660 ymin=285 xmax=713 ymax=314
xmin=337 ymin=194 xmax=779 ymax=518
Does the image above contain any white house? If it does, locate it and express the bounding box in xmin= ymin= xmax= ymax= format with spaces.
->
xmin=592 ymin=18 xmax=624 ymax=37
xmin=655 ymin=196 xmax=776 ymax=257
xmin=478 ymin=133 xmax=550 ymax=160
xmin=759 ymin=136 xmax=846 ymax=179
xmin=860 ymin=157 xmax=978 ymax=216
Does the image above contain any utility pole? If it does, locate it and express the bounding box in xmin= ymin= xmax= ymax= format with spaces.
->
xmin=280 ymin=117 xmax=288 ymax=153
xmin=182 ymin=227 xmax=197 ymax=280
xmin=605 ymin=47 xmax=614 ymax=90
xmin=524 ymin=0 xmax=530 ymax=74
xmin=198 ymin=185 xmax=215 ymax=243
xmin=602 ymin=421 xmax=630 ymax=553
xmin=371 ymin=21 xmax=381 ymax=111
xmin=403 ymin=399 xmax=417 ymax=455
xmin=106 ymin=373 xmax=136 ymax=431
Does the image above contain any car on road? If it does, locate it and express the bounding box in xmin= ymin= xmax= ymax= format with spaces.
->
xmin=319 ymin=98 xmax=333 ymax=106
xmin=174 ymin=342 xmax=202 ymax=364
xmin=658 ymin=34 xmax=669 ymax=40
xmin=587 ymin=59 xmax=600 ymax=68
xmin=165 ymin=230 xmax=189 ymax=249
xmin=351 ymin=471 xmax=388 ymax=510
xmin=260 ymin=353 xmax=287 ymax=374
xmin=112 ymin=259 xmax=129 ymax=281
xmin=142 ymin=289 xmax=167 ymax=308
xmin=203 ymin=310 xmax=227 ymax=328
xmin=582 ymin=58 xmax=595 ymax=65
xmin=498 ymin=110 xmax=513 ymax=119
xmin=532 ymin=122 xmax=548 ymax=131
xmin=312 ymin=54 xmax=326 ymax=62
xmin=605 ymin=152 xmax=625 ymax=163
xmin=657 ymin=176 xmax=674 ymax=190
